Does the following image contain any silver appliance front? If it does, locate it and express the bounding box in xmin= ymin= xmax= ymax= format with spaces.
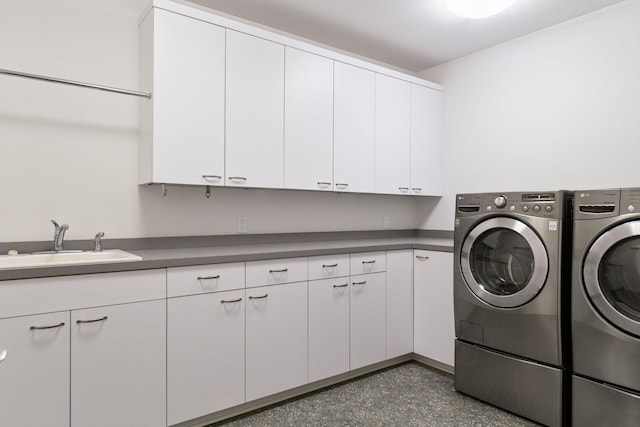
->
xmin=454 ymin=191 xmax=569 ymax=427
xmin=572 ymin=188 xmax=640 ymax=426
xmin=456 ymin=340 xmax=562 ymax=427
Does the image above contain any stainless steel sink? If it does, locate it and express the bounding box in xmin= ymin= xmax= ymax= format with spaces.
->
xmin=0 ymin=250 xmax=142 ymax=270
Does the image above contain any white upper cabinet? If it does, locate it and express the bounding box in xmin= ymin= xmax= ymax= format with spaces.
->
xmin=375 ymin=74 xmax=411 ymax=195
xmin=411 ymin=84 xmax=443 ymax=196
xmin=139 ymin=8 xmax=225 ymax=186
xmin=226 ymin=30 xmax=285 ymax=189
xmin=333 ymin=62 xmax=376 ymax=194
xmin=284 ymin=48 xmax=334 ymax=191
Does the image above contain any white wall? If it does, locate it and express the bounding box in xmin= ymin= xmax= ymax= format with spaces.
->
xmin=0 ymin=0 xmax=417 ymax=242
xmin=417 ymin=0 xmax=640 ymax=231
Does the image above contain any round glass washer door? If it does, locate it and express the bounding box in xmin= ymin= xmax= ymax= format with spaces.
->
xmin=460 ymin=217 xmax=549 ymax=308
xmin=584 ymin=220 xmax=640 ymax=336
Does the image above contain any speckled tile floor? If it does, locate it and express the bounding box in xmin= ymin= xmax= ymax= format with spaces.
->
xmin=210 ymin=362 xmax=540 ymax=426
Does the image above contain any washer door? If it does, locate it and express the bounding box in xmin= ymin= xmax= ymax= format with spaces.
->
xmin=584 ymin=221 xmax=640 ymax=336
xmin=460 ymin=217 xmax=549 ymax=308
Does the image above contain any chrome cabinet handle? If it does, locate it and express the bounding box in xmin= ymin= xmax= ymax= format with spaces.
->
xmin=317 ymin=181 xmax=331 ymax=187
xmin=352 ymin=281 xmax=367 ymax=285
xmin=399 ymin=187 xmax=409 ymax=192
xmin=362 ymin=260 xmax=376 ymax=264
xmin=415 ymin=255 xmax=430 ymax=260
xmin=30 ymin=322 xmax=65 ymax=330
xmin=322 ymin=263 xmax=338 ymax=268
xmin=221 ymin=298 xmax=243 ymax=304
xmin=198 ymin=275 xmax=221 ymax=280
xmin=0 ymin=349 xmax=7 ymax=363
xmin=202 ymin=175 xmax=222 ymax=181
xmin=76 ymin=316 xmax=108 ymax=324
xmin=228 ymin=176 xmax=247 ymax=183
xmin=269 ymin=268 xmax=288 ymax=273
xmin=249 ymin=294 xmax=268 ymax=300
xmin=412 ymin=187 xmax=422 ymax=193
xmin=333 ymin=283 xmax=349 ymax=288
xmin=335 ymin=183 xmax=349 ymax=188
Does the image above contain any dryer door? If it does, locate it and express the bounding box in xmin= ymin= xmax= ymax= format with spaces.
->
xmin=584 ymin=220 xmax=640 ymax=336
xmin=460 ymin=217 xmax=549 ymax=308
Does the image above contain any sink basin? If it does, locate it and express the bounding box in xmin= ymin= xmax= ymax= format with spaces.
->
xmin=0 ymin=250 xmax=142 ymax=271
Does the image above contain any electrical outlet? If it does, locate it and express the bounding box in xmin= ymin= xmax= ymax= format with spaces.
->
xmin=383 ymin=216 xmax=391 ymax=229
xmin=238 ymin=217 xmax=248 ymax=234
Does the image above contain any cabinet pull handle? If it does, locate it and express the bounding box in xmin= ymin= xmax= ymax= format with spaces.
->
xmin=362 ymin=260 xmax=376 ymax=264
xmin=76 ymin=316 xmax=108 ymax=324
xmin=317 ymin=181 xmax=331 ymax=186
xmin=269 ymin=268 xmax=288 ymax=273
xmin=221 ymin=298 xmax=243 ymax=304
xmin=0 ymin=349 xmax=7 ymax=363
xmin=335 ymin=183 xmax=349 ymax=188
xmin=30 ymin=322 xmax=65 ymax=330
xmin=399 ymin=187 xmax=409 ymax=192
xmin=198 ymin=275 xmax=221 ymax=280
xmin=352 ymin=281 xmax=367 ymax=285
xmin=249 ymin=294 xmax=268 ymax=300
xmin=228 ymin=176 xmax=247 ymax=183
xmin=333 ymin=283 xmax=349 ymax=288
xmin=202 ymin=175 xmax=221 ymax=181
xmin=412 ymin=187 xmax=422 ymax=193
xmin=416 ymin=255 xmax=430 ymax=260
xmin=322 ymin=263 xmax=338 ymax=268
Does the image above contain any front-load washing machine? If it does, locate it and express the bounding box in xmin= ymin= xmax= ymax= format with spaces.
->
xmin=454 ymin=191 xmax=572 ymax=427
xmin=572 ymin=188 xmax=640 ymax=426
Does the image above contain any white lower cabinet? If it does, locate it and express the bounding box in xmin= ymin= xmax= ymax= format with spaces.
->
xmin=308 ymin=277 xmax=351 ymax=382
xmin=167 ymin=289 xmax=245 ymax=425
xmin=0 ymin=311 xmax=70 ymax=427
xmin=386 ymin=250 xmax=414 ymax=358
xmin=350 ymin=272 xmax=386 ymax=370
xmin=71 ymin=299 xmax=166 ymax=427
xmin=414 ymin=249 xmax=455 ymax=366
xmin=245 ymin=281 xmax=308 ymax=401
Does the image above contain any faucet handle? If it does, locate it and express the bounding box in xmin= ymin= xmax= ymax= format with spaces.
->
xmin=94 ymin=232 xmax=105 ymax=252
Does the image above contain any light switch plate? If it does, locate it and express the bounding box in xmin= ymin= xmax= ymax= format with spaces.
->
xmin=383 ymin=216 xmax=391 ymax=229
xmin=238 ymin=217 xmax=248 ymax=233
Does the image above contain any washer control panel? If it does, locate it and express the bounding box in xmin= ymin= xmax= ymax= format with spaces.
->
xmin=456 ymin=191 xmax=565 ymax=218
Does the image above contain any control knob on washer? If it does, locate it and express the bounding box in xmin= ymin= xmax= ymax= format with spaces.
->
xmin=494 ymin=195 xmax=507 ymax=208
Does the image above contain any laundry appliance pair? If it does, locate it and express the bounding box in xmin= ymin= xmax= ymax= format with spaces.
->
xmin=454 ymin=188 xmax=640 ymax=426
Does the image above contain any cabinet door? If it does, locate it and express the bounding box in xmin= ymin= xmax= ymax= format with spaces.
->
xmin=140 ymin=8 xmax=225 ymax=186
xmin=308 ymin=278 xmax=350 ymax=382
xmin=0 ymin=312 xmax=70 ymax=427
xmin=410 ymin=84 xmax=442 ymax=196
xmin=71 ymin=300 xmax=166 ymax=427
xmin=350 ymin=272 xmax=386 ymax=369
xmin=226 ymin=30 xmax=285 ymax=189
xmin=414 ymin=250 xmax=454 ymax=366
xmin=167 ymin=290 xmax=245 ymax=425
xmin=386 ymin=250 xmax=414 ymax=359
xmin=375 ymin=74 xmax=411 ymax=195
xmin=284 ymin=47 xmax=334 ymax=191
xmin=246 ymin=282 xmax=307 ymax=401
xmin=333 ymin=62 xmax=375 ymax=193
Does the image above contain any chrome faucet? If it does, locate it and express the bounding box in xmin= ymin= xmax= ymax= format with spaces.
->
xmin=93 ymin=232 xmax=105 ymax=252
xmin=51 ymin=219 xmax=69 ymax=252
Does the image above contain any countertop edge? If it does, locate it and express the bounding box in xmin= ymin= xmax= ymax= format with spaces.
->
xmin=0 ymin=238 xmax=453 ymax=281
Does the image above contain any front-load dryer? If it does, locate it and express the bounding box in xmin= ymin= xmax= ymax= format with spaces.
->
xmin=572 ymin=188 xmax=640 ymax=426
xmin=454 ymin=191 xmax=572 ymax=427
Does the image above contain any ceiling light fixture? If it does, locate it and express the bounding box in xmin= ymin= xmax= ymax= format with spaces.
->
xmin=444 ymin=0 xmax=518 ymax=19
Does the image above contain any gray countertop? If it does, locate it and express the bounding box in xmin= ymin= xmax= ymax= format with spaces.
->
xmin=0 ymin=234 xmax=452 ymax=281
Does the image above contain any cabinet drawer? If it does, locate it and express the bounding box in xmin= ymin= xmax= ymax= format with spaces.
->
xmin=350 ymin=252 xmax=386 ymax=275
xmin=308 ymin=254 xmax=350 ymax=280
xmin=245 ymin=257 xmax=307 ymax=288
xmin=167 ymin=262 xmax=245 ymax=297
xmin=0 ymin=270 xmax=166 ymax=319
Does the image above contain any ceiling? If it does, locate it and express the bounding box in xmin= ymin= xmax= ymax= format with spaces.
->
xmin=186 ymin=0 xmax=627 ymax=73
